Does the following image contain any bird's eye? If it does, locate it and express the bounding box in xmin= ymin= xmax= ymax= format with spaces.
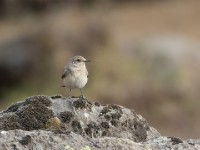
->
xmin=77 ymin=59 xmax=81 ymax=62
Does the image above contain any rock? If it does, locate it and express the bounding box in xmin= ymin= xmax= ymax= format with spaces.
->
xmin=0 ymin=95 xmax=199 ymax=150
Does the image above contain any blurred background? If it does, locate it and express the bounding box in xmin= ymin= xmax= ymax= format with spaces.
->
xmin=0 ymin=0 xmax=200 ymax=139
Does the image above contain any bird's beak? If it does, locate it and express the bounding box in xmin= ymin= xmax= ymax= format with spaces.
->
xmin=84 ymin=60 xmax=91 ymax=62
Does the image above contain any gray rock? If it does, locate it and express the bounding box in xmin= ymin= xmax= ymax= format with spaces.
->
xmin=0 ymin=95 xmax=199 ymax=150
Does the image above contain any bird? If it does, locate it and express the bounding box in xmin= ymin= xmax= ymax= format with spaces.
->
xmin=61 ymin=56 xmax=90 ymax=98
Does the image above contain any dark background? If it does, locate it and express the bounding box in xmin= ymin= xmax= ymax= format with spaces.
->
xmin=0 ymin=0 xmax=200 ymax=139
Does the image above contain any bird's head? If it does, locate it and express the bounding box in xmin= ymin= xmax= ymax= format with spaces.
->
xmin=69 ymin=56 xmax=90 ymax=68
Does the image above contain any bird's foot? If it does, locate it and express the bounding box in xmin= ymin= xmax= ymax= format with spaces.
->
xmin=79 ymin=95 xmax=85 ymax=99
xmin=66 ymin=95 xmax=72 ymax=99
xmin=67 ymin=95 xmax=85 ymax=99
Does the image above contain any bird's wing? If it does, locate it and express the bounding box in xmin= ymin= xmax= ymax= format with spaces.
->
xmin=86 ymin=70 xmax=89 ymax=78
xmin=61 ymin=67 xmax=71 ymax=79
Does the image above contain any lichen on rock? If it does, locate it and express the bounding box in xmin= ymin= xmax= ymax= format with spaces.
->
xmin=0 ymin=95 xmax=199 ymax=150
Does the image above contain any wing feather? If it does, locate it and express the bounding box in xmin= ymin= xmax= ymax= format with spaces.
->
xmin=61 ymin=67 xmax=71 ymax=79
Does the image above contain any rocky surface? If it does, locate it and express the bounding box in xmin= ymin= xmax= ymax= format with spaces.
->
xmin=0 ymin=95 xmax=199 ymax=150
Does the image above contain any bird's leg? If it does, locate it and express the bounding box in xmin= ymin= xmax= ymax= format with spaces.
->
xmin=67 ymin=89 xmax=72 ymax=98
xmin=79 ymin=89 xmax=85 ymax=99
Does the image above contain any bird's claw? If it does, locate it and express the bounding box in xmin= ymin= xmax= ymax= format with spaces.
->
xmin=79 ymin=95 xmax=85 ymax=99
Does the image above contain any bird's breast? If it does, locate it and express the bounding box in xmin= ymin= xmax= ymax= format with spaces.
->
xmin=63 ymin=68 xmax=88 ymax=89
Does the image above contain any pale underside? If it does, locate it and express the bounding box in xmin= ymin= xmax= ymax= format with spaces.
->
xmin=62 ymin=67 xmax=88 ymax=89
